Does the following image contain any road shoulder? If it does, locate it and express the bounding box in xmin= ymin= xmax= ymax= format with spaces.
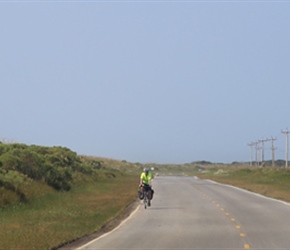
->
xmin=56 ymin=199 xmax=140 ymax=250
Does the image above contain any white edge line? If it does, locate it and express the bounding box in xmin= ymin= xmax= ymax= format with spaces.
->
xmin=205 ymin=179 xmax=290 ymax=207
xmin=77 ymin=204 xmax=141 ymax=249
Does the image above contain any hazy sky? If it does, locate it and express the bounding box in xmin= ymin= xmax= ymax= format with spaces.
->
xmin=1 ymin=0 xmax=290 ymax=164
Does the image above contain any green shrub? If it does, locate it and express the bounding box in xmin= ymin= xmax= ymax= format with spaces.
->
xmin=0 ymin=153 xmax=21 ymax=171
xmin=12 ymin=148 xmax=44 ymax=180
xmin=43 ymin=164 xmax=72 ymax=191
xmin=0 ymin=170 xmax=27 ymax=203
xmin=0 ymin=143 xmax=134 ymax=205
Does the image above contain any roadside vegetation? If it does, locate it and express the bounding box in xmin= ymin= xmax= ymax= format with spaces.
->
xmin=0 ymin=142 xmax=141 ymax=249
xmin=194 ymin=165 xmax=290 ymax=203
xmin=1 ymin=142 xmax=290 ymax=249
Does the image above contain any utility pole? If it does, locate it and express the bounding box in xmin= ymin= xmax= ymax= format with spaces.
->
xmin=247 ymin=142 xmax=254 ymax=166
xmin=258 ymin=138 xmax=269 ymax=166
xmin=281 ymin=128 xmax=290 ymax=168
xmin=269 ymin=137 xmax=277 ymax=167
xmin=257 ymin=144 xmax=262 ymax=167
xmin=253 ymin=141 xmax=260 ymax=167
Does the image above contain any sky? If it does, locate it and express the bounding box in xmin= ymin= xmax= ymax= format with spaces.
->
xmin=1 ymin=0 xmax=290 ymax=164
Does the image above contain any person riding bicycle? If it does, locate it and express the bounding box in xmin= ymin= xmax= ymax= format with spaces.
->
xmin=139 ymin=167 xmax=154 ymax=206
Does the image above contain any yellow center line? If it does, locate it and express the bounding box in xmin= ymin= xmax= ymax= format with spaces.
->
xmin=209 ymin=202 xmax=249 ymax=249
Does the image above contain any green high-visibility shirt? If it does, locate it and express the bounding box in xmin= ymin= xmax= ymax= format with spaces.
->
xmin=140 ymin=172 xmax=152 ymax=185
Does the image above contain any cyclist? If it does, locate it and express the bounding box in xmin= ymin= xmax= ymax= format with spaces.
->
xmin=139 ymin=167 xmax=154 ymax=206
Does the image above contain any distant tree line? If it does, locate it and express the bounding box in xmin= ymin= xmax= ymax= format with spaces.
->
xmin=191 ymin=161 xmax=213 ymax=165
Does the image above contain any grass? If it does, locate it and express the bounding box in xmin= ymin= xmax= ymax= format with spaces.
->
xmin=80 ymin=156 xmax=143 ymax=173
xmin=195 ymin=166 xmax=290 ymax=203
xmin=0 ymin=173 xmax=139 ymax=250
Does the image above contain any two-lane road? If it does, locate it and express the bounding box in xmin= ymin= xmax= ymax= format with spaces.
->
xmin=75 ymin=176 xmax=290 ymax=250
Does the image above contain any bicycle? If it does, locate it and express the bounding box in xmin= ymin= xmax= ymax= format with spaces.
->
xmin=141 ymin=184 xmax=152 ymax=209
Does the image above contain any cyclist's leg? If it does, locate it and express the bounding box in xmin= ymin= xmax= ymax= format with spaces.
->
xmin=148 ymin=191 xmax=151 ymax=206
xmin=147 ymin=189 xmax=152 ymax=200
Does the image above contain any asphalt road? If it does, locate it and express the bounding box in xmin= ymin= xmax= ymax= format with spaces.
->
xmin=77 ymin=176 xmax=290 ymax=250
